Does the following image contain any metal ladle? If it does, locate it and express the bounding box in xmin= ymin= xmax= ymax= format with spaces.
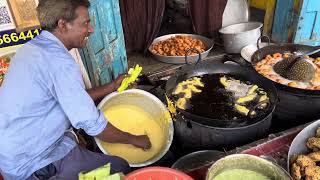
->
xmin=274 ymin=48 xmax=320 ymax=82
xmin=287 ymin=48 xmax=320 ymax=70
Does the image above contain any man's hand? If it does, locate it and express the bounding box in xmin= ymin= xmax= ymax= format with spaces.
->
xmin=113 ymin=74 xmax=138 ymax=91
xmin=96 ymin=123 xmax=152 ymax=150
xmin=131 ymin=135 xmax=152 ymax=150
xmin=113 ymin=74 xmax=126 ymax=91
xmin=87 ymin=74 xmax=126 ymax=101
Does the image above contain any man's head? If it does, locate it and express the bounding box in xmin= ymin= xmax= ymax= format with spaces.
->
xmin=37 ymin=0 xmax=94 ymax=50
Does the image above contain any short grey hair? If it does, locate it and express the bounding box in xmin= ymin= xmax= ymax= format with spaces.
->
xmin=36 ymin=0 xmax=90 ymax=32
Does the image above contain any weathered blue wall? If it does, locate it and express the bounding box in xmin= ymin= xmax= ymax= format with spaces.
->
xmin=80 ymin=0 xmax=127 ymax=87
xmin=272 ymin=0 xmax=320 ymax=46
xmin=294 ymin=0 xmax=320 ymax=46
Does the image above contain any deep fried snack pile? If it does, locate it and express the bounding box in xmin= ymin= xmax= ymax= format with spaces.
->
xmin=291 ymin=127 xmax=320 ymax=180
xmin=150 ymin=35 xmax=206 ymax=56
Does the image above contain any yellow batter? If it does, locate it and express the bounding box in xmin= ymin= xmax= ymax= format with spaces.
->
xmin=100 ymin=105 xmax=165 ymax=164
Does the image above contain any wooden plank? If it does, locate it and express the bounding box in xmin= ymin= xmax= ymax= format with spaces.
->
xmin=249 ymin=0 xmax=267 ymax=10
xmin=271 ymin=0 xmax=295 ymax=43
xmin=263 ymin=0 xmax=276 ymax=36
xmin=6 ymin=0 xmax=40 ymax=32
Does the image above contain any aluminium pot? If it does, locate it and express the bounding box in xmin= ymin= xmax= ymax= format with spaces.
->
xmin=94 ymin=89 xmax=174 ymax=167
xmin=219 ymin=22 xmax=263 ymax=54
xmin=165 ymin=57 xmax=278 ymax=151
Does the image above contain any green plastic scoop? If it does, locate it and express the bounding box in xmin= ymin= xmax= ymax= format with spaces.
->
xmin=117 ymin=64 xmax=142 ymax=92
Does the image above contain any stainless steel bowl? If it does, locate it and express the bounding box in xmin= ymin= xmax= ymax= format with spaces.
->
xmin=148 ymin=33 xmax=214 ymax=64
xmin=287 ymin=120 xmax=320 ymax=172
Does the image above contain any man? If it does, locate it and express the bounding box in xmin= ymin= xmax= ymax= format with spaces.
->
xmin=0 ymin=0 xmax=151 ymax=179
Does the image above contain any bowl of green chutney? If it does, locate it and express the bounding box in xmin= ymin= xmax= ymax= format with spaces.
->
xmin=206 ymin=154 xmax=292 ymax=180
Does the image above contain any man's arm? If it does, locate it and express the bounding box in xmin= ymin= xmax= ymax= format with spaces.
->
xmin=86 ymin=75 xmax=126 ymax=101
xmin=86 ymin=82 xmax=115 ymax=101
xmin=96 ymin=122 xmax=151 ymax=150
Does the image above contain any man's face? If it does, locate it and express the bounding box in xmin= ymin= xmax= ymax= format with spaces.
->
xmin=64 ymin=6 xmax=94 ymax=49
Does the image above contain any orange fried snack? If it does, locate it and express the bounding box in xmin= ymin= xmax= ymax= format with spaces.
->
xmin=151 ymin=35 xmax=206 ymax=56
xmin=273 ymin=53 xmax=282 ymax=59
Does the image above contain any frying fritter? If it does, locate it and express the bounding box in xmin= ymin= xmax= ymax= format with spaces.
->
xmin=188 ymin=85 xmax=202 ymax=93
xmin=248 ymin=85 xmax=258 ymax=94
xmin=165 ymin=94 xmax=176 ymax=115
xmin=172 ymin=84 xmax=184 ymax=95
xmin=236 ymin=94 xmax=257 ymax=104
xmin=296 ymin=155 xmax=316 ymax=170
xmin=172 ymin=77 xmax=204 ymax=111
xmin=184 ymin=89 xmax=192 ymax=98
xmin=291 ymin=163 xmax=302 ymax=180
xmin=220 ymin=76 xmax=229 ymax=87
xmin=307 ymin=137 xmax=320 ymax=150
xmin=305 ymin=166 xmax=320 ymax=180
xmin=173 ymin=78 xmax=203 ymax=95
xmin=176 ymin=98 xmax=188 ymax=110
xmin=234 ymin=104 xmax=250 ymax=116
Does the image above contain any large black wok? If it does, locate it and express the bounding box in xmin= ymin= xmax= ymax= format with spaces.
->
xmin=165 ymin=56 xmax=278 ymax=151
xmin=251 ymin=42 xmax=320 ymax=126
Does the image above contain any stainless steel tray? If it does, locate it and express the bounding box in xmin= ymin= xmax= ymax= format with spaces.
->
xmin=148 ymin=33 xmax=213 ymax=64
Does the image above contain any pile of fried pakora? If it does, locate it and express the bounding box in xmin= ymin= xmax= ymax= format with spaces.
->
xmin=150 ymin=35 xmax=206 ymax=56
xmin=291 ymin=127 xmax=320 ymax=180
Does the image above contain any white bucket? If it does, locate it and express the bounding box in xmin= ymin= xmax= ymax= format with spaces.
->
xmin=94 ymin=89 xmax=174 ymax=167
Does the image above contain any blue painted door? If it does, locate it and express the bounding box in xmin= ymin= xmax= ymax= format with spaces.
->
xmin=294 ymin=0 xmax=320 ymax=46
xmin=271 ymin=0 xmax=296 ymax=43
xmin=79 ymin=0 xmax=127 ymax=87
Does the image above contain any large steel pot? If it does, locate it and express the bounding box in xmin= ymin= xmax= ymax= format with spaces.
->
xmin=251 ymin=42 xmax=320 ymax=126
xmin=94 ymin=89 xmax=174 ymax=167
xmin=206 ymin=154 xmax=292 ymax=180
xmin=219 ymin=22 xmax=263 ymax=54
xmin=166 ymin=57 xmax=278 ymax=151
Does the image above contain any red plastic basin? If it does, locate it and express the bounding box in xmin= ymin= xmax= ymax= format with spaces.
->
xmin=125 ymin=167 xmax=194 ymax=180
